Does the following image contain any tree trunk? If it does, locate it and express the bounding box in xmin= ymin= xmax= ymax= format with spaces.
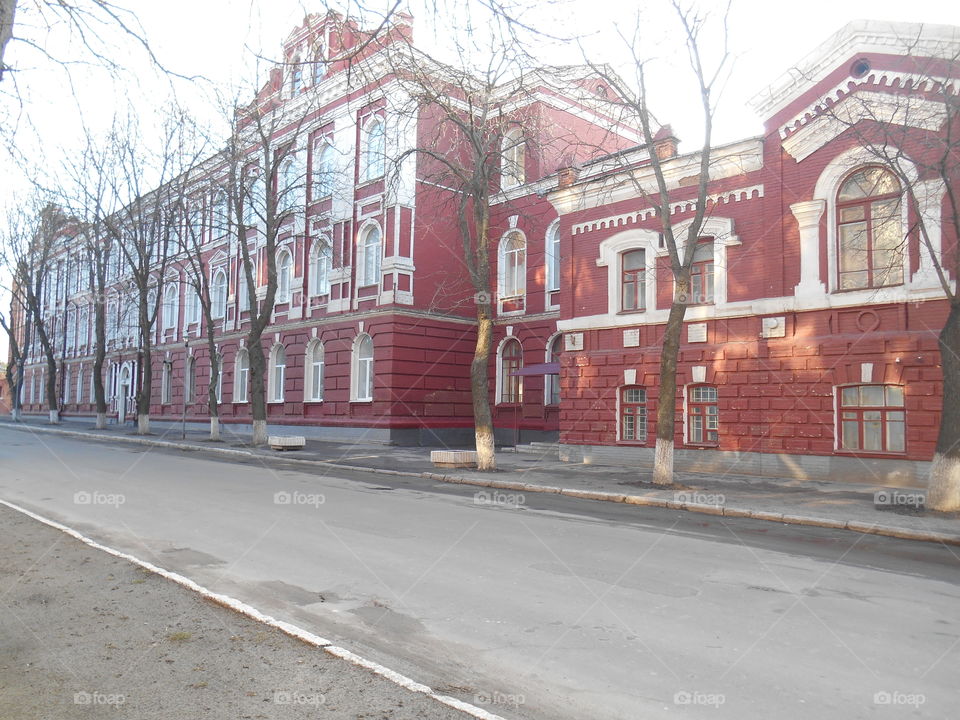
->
xmin=44 ymin=352 xmax=58 ymax=424
xmin=248 ymin=334 xmax=268 ymax=446
xmin=96 ymin=412 xmax=106 ymax=429
xmin=210 ymin=416 xmax=221 ymax=441
xmin=137 ymin=344 xmax=151 ymax=435
xmin=471 ymin=305 xmax=496 ymax=471
xmin=652 ymin=297 xmax=688 ymax=485
xmin=93 ymin=294 xmax=107 ymax=428
xmin=929 ymin=304 xmax=960 ymax=511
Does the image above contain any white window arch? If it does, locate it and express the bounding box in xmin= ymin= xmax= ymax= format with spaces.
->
xmin=162 ymin=283 xmax=179 ymax=330
xmin=545 ymin=220 xmax=561 ymax=298
xmin=313 ymin=141 xmax=334 ymax=199
xmin=496 ymin=336 xmax=523 ymax=404
xmin=211 ymin=269 xmax=228 ymax=318
xmin=310 ymin=238 xmax=332 ymax=296
xmin=305 ymin=339 xmax=325 ymax=402
xmin=352 ymin=333 xmax=374 ymax=401
xmin=234 ymin=347 xmax=249 ymax=403
xmin=359 ymin=223 xmax=382 ymax=287
xmin=501 ymin=128 xmax=525 ymax=189
xmin=498 ymin=231 xmax=526 ymax=301
xmin=364 ymin=117 xmax=385 ymax=181
xmin=277 ymin=249 xmax=293 ymax=303
xmin=269 ymin=344 xmax=286 ymax=403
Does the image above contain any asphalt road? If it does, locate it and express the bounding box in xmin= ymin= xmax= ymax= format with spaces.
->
xmin=1 ymin=426 xmax=957 ymax=719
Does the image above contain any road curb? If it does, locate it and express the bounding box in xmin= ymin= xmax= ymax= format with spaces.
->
xmin=4 ymin=421 xmax=959 ymax=546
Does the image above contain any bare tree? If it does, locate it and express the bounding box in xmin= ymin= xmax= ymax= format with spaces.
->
xmin=588 ymin=2 xmax=731 ymax=485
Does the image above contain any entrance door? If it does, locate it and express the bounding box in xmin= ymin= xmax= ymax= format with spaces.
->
xmin=117 ymin=367 xmax=131 ymax=422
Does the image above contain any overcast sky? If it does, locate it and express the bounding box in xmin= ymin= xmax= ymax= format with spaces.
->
xmin=1 ymin=0 xmax=959 ymax=360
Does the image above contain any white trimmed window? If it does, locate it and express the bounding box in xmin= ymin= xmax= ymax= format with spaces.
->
xmin=244 ymin=172 xmax=264 ymax=226
xmin=498 ymin=337 xmax=523 ymax=404
xmin=270 ymin=345 xmax=286 ymax=403
xmin=211 ymin=269 xmax=227 ymax=318
xmin=363 ymin=117 xmax=385 ymax=181
xmin=76 ymin=365 xmax=84 ymax=404
xmin=238 ymin=258 xmax=255 ymax=310
xmin=501 ymin=128 xmax=525 ymax=189
xmin=545 ymin=335 xmax=561 ymax=406
xmin=498 ymin=231 xmax=526 ymax=299
xmin=162 ymin=283 xmax=179 ymax=330
xmin=838 ymin=384 xmax=905 ymax=453
xmin=212 ymin=189 xmax=229 ymax=238
xmin=161 ymin=361 xmax=172 ymax=405
xmin=186 ymin=357 xmax=196 ymax=404
xmin=186 ymin=288 xmax=201 ymax=325
xmin=214 ymin=354 xmax=223 ymax=404
xmin=278 ymin=157 xmax=301 ymax=214
xmin=234 ymin=348 xmax=249 ymax=403
xmin=289 ymin=57 xmax=303 ymax=96
xmin=310 ymin=239 xmax=332 ymax=296
xmin=359 ymin=225 xmax=382 ymax=287
xmin=353 ymin=334 xmax=374 ymax=401
xmin=277 ymin=249 xmax=293 ymax=304
xmin=620 ymin=386 xmax=647 ymax=442
xmin=313 ymin=142 xmax=334 ymax=199
xmin=836 ymin=167 xmax=904 ymax=290
xmin=546 ymin=221 xmax=560 ymax=295
xmin=306 ymin=340 xmax=325 ymax=402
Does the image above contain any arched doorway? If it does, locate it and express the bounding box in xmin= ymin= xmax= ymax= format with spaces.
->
xmin=117 ymin=366 xmax=131 ymax=422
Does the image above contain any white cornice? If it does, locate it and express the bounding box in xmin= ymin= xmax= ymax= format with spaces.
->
xmin=750 ymin=20 xmax=960 ymax=122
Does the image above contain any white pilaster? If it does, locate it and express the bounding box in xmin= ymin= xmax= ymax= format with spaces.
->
xmin=790 ymin=200 xmax=827 ymax=301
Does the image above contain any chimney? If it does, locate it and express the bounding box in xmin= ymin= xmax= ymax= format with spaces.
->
xmin=557 ymin=166 xmax=579 ymax=189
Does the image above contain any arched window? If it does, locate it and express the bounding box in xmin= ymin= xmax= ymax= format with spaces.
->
xmin=353 ymin=334 xmax=374 ymax=401
xmin=278 ymin=157 xmax=299 ymax=213
xmin=687 ymin=385 xmax=719 ymax=446
xmin=238 ymin=258 xmax=255 ymax=310
xmin=620 ymin=386 xmax=647 ymax=442
xmin=212 ymin=189 xmax=228 ymax=238
xmin=546 ymin=222 xmax=561 ymax=294
xmin=270 ymin=345 xmax=286 ymax=403
xmin=244 ymin=171 xmax=264 ymax=226
xmin=498 ymin=232 xmax=526 ymax=299
xmin=545 ymin=335 xmax=562 ymax=406
xmin=689 ymin=239 xmax=714 ymax=305
xmin=360 ymin=225 xmax=382 ymax=287
xmin=306 ymin=340 xmax=325 ymax=402
xmin=277 ymin=249 xmax=293 ymax=303
xmin=501 ymin=128 xmax=525 ymax=189
xmin=498 ymin=338 xmax=523 ymax=404
xmin=364 ymin=118 xmax=385 ymax=181
xmin=234 ymin=348 xmax=249 ymax=403
xmin=313 ymin=142 xmax=334 ymax=199
xmin=211 ymin=269 xmax=227 ymax=318
xmin=186 ymin=288 xmax=201 ymax=325
xmin=310 ymin=238 xmax=332 ymax=296
xmin=162 ymin=283 xmax=179 ymax=330
xmin=836 ymin=166 xmax=903 ymax=290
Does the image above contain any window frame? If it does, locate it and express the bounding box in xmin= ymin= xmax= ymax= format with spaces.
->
xmin=162 ymin=283 xmax=179 ymax=331
xmin=500 ymin=128 xmax=525 ymax=190
xmin=498 ymin=337 xmax=523 ymax=405
xmin=310 ymin=238 xmax=332 ymax=296
xmin=312 ymin=141 xmax=334 ymax=200
xmin=353 ymin=334 xmax=374 ymax=402
xmin=363 ymin=117 xmax=386 ymax=182
xmin=269 ymin=344 xmax=286 ymax=403
xmin=211 ymin=269 xmax=228 ymax=319
xmin=836 ymin=384 xmax=906 ymax=454
xmin=306 ymin=339 xmax=325 ymax=403
xmin=620 ymin=249 xmax=646 ymax=312
xmin=687 ymin=384 xmax=719 ymax=447
xmin=276 ymin=248 xmax=293 ymax=304
xmin=359 ymin=224 xmax=382 ymax=288
xmin=688 ymin=239 xmax=715 ymax=306
xmin=619 ymin=386 xmax=648 ymax=444
xmin=234 ymin=348 xmax=249 ymax=404
xmin=498 ymin=231 xmax=526 ymax=305
xmin=545 ymin=335 xmax=562 ymax=407
xmin=545 ymin=221 xmax=561 ymax=296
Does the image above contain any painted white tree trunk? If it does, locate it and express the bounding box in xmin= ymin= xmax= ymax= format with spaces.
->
xmin=928 ymin=452 xmax=960 ymax=512
xmin=48 ymin=409 xmax=59 ymax=424
xmin=137 ymin=414 xmax=150 ymax=435
xmin=95 ymin=412 xmax=106 ymax=429
xmin=475 ymin=426 xmax=496 ymax=471
xmin=11 ymin=408 xmax=21 ymax=422
xmin=210 ymin=417 xmax=220 ymax=442
xmin=252 ymin=419 xmax=268 ymax=446
xmin=653 ymin=437 xmax=674 ymax=486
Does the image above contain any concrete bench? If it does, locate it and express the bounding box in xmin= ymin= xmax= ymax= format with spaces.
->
xmin=430 ymin=450 xmax=478 ymax=468
xmin=269 ymin=435 xmax=306 ymax=451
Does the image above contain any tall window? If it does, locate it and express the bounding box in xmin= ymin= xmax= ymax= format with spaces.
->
xmin=278 ymin=158 xmax=298 ymax=213
xmin=546 ymin=222 xmax=561 ymax=293
xmin=364 ymin=118 xmax=385 ymax=181
xmin=360 ymin=225 xmax=381 ymax=287
xmin=186 ymin=289 xmax=201 ymax=325
xmin=161 ymin=362 xmax=172 ymax=404
xmin=499 ymin=338 xmax=523 ymax=404
xmin=238 ymin=259 xmax=255 ymax=310
xmin=312 ymin=45 xmax=325 ymax=84
xmin=837 ymin=167 xmax=903 ymax=290
xmin=306 ymin=340 xmax=325 ymax=402
xmin=313 ymin=142 xmax=334 ymax=199
xmin=688 ymin=385 xmax=719 ymax=446
xmin=689 ymin=240 xmax=714 ymax=304
xmin=621 ymin=249 xmax=645 ymax=311
xmin=277 ymin=249 xmax=292 ymax=303
xmin=162 ymin=283 xmax=179 ymax=330
xmin=76 ymin=365 xmax=84 ymax=404
xmin=215 ymin=354 xmax=223 ymax=404
xmin=234 ymin=348 xmax=249 ymax=403
xmin=499 ymin=232 xmax=526 ymax=299
xmin=501 ymin=128 xmax=525 ymax=189
xmin=839 ymin=385 xmax=905 ymax=453
xmin=244 ymin=172 xmax=264 ymax=226
xmin=211 ymin=269 xmax=227 ymax=318
xmin=310 ymin=239 xmax=332 ymax=296
xmin=545 ymin=335 xmax=561 ymax=406
xmin=621 ymin=386 xmax=647 ymax=442
xmin=289 ymin=59 xmax=303 ymax=95
xmin=186 ymin=357 xmax=196 ymax=404
xmin=354 ymin=334 xmax=374 ymax=401
xmin=212 ymin=190 xmax=228 ymax=238
xmin=270 ymin=345 xmax=286 ymax=402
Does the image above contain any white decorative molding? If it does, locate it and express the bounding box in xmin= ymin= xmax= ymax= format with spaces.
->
xmin=861 ymin=363 xmax=874 ymax=383
xmin=761 ymin=316 xmax=787 ymax=339
xmin=692 ymin=366 xmax=707 ymax=383
xmin=506 ymin=325 xmax=513 ymax=336
xmin=624 ymin=369 xmax=637 ymax=385
xmin=508 ymin=215 xmax=519 ymax=228
xmin=687 ymin=323 xmax=707 ymax=343
xmin=623 ymin=328 xmax=640 ymax=348
xmin=564 ymin=332 xmax=583 ymax=351
xmin=790 ymin=200 xmax=827 ymax=300
xmin=573 ymin=185 xmax=763 ymax=236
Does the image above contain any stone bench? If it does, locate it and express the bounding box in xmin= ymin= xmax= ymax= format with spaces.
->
xmin=269 ymin=435 xmax=306 ymax=451
xmin=430 ymin=450 xmax=478 ymax=468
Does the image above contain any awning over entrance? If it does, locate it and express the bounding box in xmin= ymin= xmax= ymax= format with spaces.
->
xmin=511 ymin=362 xmax=560 ymax=376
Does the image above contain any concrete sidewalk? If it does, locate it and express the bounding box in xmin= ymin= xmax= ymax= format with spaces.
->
xmin=2 ymin=416 xmax=958 ymax=545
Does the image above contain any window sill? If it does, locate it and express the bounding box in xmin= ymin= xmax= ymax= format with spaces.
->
xmin=350 ymin=398 xmax=373 ymax=404
xmin=617 ymin=440 xmax=649 ymax=446
xmin=304 ymin=399 xmax=324 ymax=404
xmin=685 ymin=442 xmax=719 ymax=448
xmin=617 ymin=308 xmax=647 ymax=315
xmin=835 ymin=449 xmax=906 ymax=458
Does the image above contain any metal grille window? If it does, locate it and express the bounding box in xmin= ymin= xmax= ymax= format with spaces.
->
xmin=621 ymin=386 xmax=647 ymax=442
xmin=688 ymin=385 xmax=718 ymax=445
xmin=839 ymin=385 xmax=905 ymax=453
xmin=621 ymin=249 xmax=645 ymax=311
